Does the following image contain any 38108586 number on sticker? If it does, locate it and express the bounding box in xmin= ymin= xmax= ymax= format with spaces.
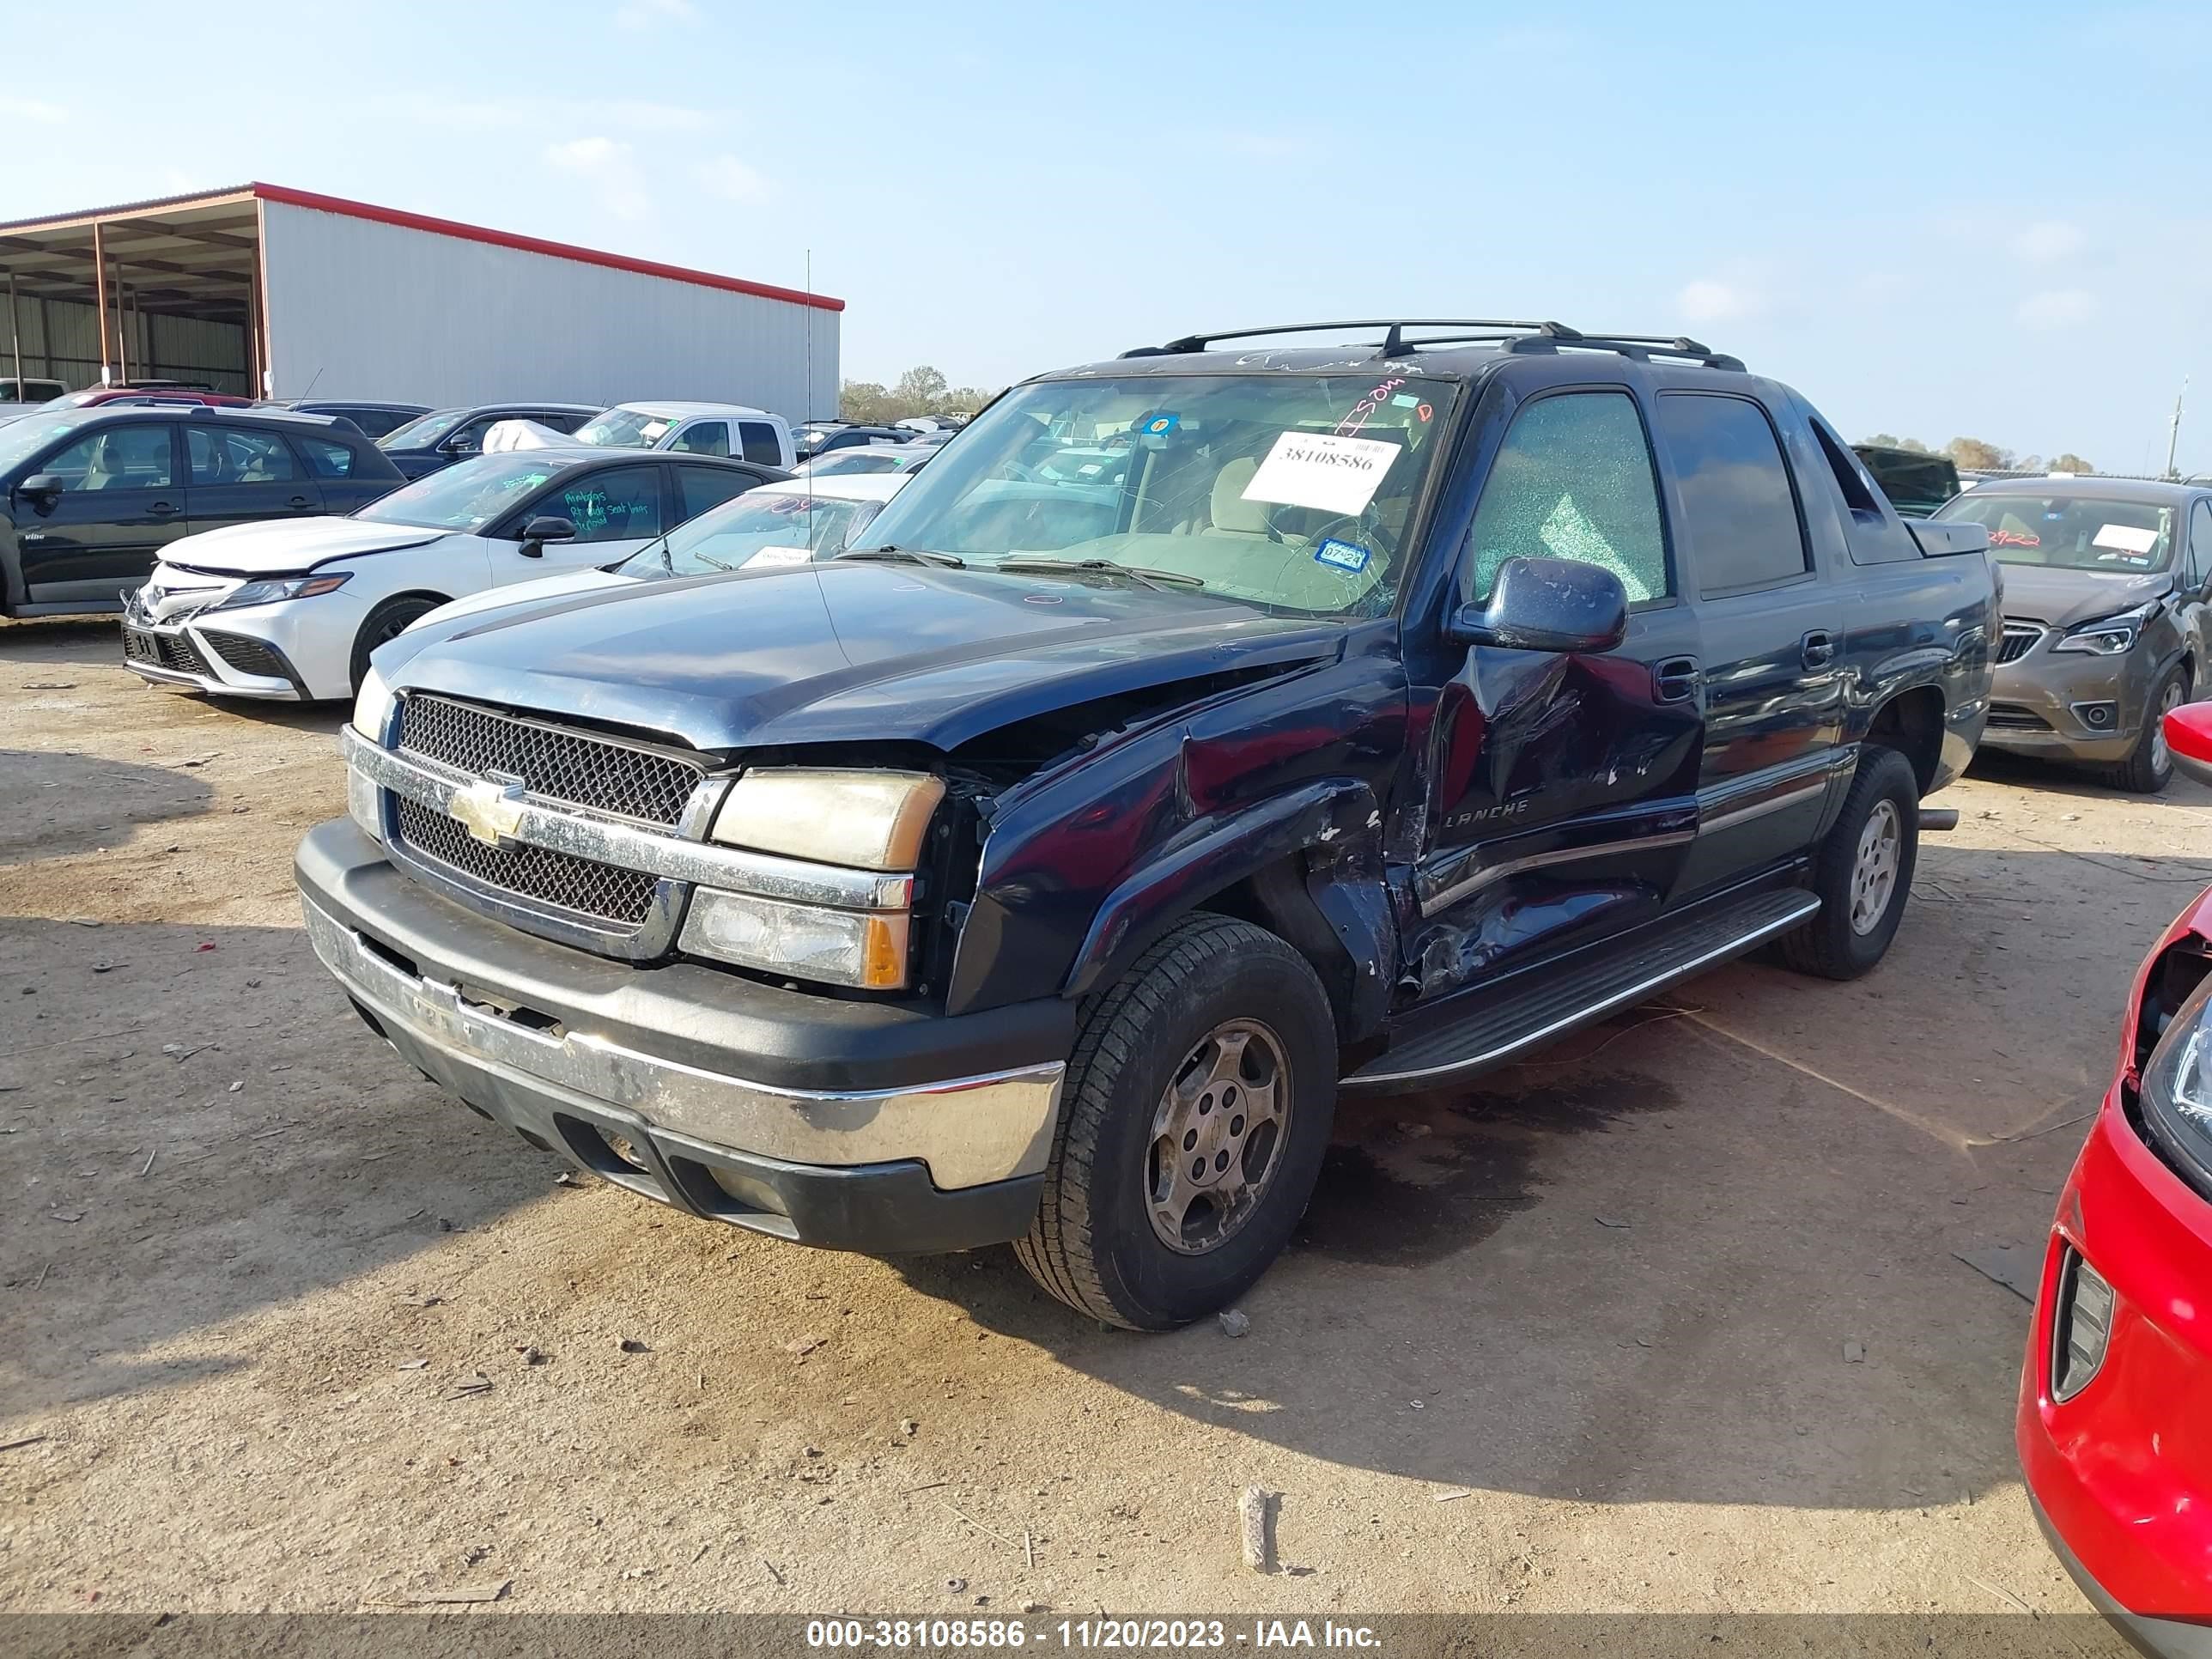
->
xmin=1241 ymin=430 xmax=1401 ymax=517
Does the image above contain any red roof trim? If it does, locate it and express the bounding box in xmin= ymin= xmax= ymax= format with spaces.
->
xmin=249 ymin=182 xmax=843 ymax=313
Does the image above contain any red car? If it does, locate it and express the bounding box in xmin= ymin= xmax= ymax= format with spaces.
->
xmin=46 ymin=384 xmax=253 ymax=410
xmin=2019 ymin=702 xmax=2212 ymax=1656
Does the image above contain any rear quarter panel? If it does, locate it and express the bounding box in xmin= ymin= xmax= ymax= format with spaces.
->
xmin=1777 ymin=391 xmax=1995 ymax=795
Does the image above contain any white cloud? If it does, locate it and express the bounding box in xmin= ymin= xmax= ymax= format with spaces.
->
xmin=1677 ymin=279 xmax=1762 ymax=324
xmin=2010 ymin=220 xmax=2085 ymax=264
xmin=382 ymin=92 xmax=715 ymax=135
xmin=2016 ymin=288 xmax=2097 ymax=330
xmin=616 ymin=0 xmax=696 ymax=26
xmin=545 ymin=137 xmax=653 ymax=222
xmin=693 ymin=155 xmax=772 ymax=206
xmin=1218 ymin=131 xmax=1304 ymax=159
xmin=0 ymin=95 xmax=64 ymax=123
xmin=604 ymin=99 xmax=717 ymax=134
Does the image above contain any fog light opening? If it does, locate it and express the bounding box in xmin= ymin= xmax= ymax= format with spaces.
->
xmin=2052 ymin=1247 xmax=2114 ymax=1401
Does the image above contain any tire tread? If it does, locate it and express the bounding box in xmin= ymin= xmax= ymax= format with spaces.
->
xmin=1015 ymin=915 xmax=1322 ymax=1328
xmin=1778 ymin=746 xmax=1918 ymax=980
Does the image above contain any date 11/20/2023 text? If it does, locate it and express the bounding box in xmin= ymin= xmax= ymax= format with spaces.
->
xmin=803 ymin=1619 xmax=1383 ymax=1650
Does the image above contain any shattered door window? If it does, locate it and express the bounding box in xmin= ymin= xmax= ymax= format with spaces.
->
xmin=1465 ymin=391 xmax=1669 ymax=605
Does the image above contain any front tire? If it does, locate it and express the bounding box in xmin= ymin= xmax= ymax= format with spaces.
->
xmin=1014 ymin=915 xmax=1337 ymax=1330
xmin=349 ymin=596 xmax=441 ymax=695
xmin=1778 ymin=747 xmax=1919 ymax=981
xmin=2105 ymin=668 xmax=2185 ymax=794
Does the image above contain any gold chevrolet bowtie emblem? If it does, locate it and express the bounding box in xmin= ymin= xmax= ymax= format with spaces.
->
xmin=449 ymin=780 xmax=527 ymax=847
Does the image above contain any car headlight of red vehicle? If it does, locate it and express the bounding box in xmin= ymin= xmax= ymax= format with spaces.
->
xmin=2139 ymin=972 xmax=2212 ymax=1196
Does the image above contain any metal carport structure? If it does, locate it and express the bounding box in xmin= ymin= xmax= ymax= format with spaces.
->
xmin=0 ymin=184 xmax=842 ymax=417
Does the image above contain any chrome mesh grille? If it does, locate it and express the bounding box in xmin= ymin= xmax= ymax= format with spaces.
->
xmin=394 ymin=797 xmax=659 ymax=927
xmin=1997 ymin=623 xmax=2043 ymax=665
xmin=397 ymin=695 xmax=704 ymax=827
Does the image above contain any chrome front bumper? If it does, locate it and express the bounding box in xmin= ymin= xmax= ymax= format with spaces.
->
xmin=300 ymin=890 xmax=1064 ymax=1191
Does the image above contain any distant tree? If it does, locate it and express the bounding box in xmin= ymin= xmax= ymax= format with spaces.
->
xmin=837 ymin=380 xmax=895 ymax=424
xmin=840 ymin=365 xmax=999 ymax=424
xmin=1860 ymin=433 xmax=1933 ymax=453
xmin=2049 ymin=452 xmax=2096 ymax=474
xmin=1944 ymin=437 xmax=2013 ymax=471
xmin=891 ymin=365 xmax=949 ymax=410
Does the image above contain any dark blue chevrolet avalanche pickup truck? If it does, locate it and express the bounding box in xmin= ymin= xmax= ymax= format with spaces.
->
xmin=296 ymin=319 xmax=1996 ymax=1329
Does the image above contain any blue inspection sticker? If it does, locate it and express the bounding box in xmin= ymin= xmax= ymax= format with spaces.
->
xmin=1141 ymin=412 xmax=1182 ymax=436
xmin=1315 ymin=538 xmax=1372 ymax=574
xmin=1390 ymin=392 xmax=1420 ymax=408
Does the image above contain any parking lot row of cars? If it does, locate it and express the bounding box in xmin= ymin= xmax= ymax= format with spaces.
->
xmin=0 ymin=387 xmax=962 ymax=684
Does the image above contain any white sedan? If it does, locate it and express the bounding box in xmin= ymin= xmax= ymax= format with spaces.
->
xmin=120 ymin=447 xmax=780 ymax=701
xmin=408 ymin=471 xmax=912 ymax=632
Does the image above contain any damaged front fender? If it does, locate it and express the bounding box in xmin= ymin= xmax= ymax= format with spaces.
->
xmin=941 ymin=634 xmax=1407 ymax=1035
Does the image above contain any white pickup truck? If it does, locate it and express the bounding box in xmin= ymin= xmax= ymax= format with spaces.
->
xmin=484 ymin=400 xmax=795 ymax=469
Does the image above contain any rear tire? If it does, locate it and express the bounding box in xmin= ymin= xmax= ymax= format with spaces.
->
xmin=1778 ymin=747 xmax=1919 ymax=981
xmin=1014 ymin=915 xmax=1337 ymax=1330
xmin=2104 ymin=668 xmax=2184 ymax=794
xmin=349 ymin=596 xmax=441 ymax=695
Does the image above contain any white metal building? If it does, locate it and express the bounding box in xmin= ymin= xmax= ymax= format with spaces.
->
xmin=0 ymin=183 xmax=842 ymax=419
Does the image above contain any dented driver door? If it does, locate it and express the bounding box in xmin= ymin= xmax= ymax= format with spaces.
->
xmin=1404 ymin=386 xmax=1706 ymax=1000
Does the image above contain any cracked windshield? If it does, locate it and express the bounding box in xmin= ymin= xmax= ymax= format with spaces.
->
xmin=848 ymin=373 xmax=1460 ymax=617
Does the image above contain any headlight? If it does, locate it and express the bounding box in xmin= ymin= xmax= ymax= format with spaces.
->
xmin=679 ymin=890 xmax=910 ymax=989
xmin=686 ymin=768 xmax=945 ymax=989
xmin=710 ymin=769 xmax=945 ymax=870
xmin=210 ymin=572 xmax=352 ymax=611
xmin=2053 ymin=604 xmax=2154 ymax=655
xmin=347 ymin=766 xmax=383 ymax=844
xmin=2139 ymin=970 xmax=2212 ymax=1195
xmin=352 ymin=666 xmax=394 ymax=744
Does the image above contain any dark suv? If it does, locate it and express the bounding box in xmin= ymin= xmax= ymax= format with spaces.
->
xmin=377 ymin=404 xmax=603 ymax=479
xmin=299 ymin=319 xmax=1997 ymax=1329
xmin=0 ymin=405 xmax=404 ymax=617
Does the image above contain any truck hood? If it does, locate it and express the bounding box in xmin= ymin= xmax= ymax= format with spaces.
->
xmin=378 ymin=562 xmax=1343 ymax=754
xmin=1997 ymin=563 xmax=2172 ymax=629
xmin=412 ymin=566 xmax=640 ymax=629
xmin=160 ymin=516 xmax=449 ymax=576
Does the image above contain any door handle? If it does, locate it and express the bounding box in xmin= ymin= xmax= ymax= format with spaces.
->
xmin=1654 ymin=656 xmax=1701 ymax=703
xmin=288 ymin=495 xmax=317 ymax=510
xmin=1801 ymin=629 xmax=1837 ymax=669
xmin=149 ymin=501 xmax=179 ymax=517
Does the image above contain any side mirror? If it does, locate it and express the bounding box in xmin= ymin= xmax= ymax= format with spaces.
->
xmin=15 ymin=472 xmax=64 ymax=511
xmin=517 ymin=515 xmax=577 ymax=557
xmin=1449 ymin=556 xmax=1628 ymax=653
xmin=2165 ymin=702 xmax=2212 ymax=789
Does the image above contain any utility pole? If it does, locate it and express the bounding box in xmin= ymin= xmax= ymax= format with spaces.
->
xmin=2166 ymin=378 xmax=2188 ymax=481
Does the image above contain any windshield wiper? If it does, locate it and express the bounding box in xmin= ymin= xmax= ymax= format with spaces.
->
xmin=836 ymin=545 xmax=966 ymax=568
xmin=994 ymin=556 xmax=1205 ymax=591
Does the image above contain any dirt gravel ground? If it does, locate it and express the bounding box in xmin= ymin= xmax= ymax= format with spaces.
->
xmin=2 ymin=615 xmax=2205 ymax=1638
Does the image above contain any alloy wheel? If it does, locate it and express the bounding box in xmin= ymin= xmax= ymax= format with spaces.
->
xmin=2153 ymin=680 xmax=2185 ymax=778
xmin=1146 ymin=1019 xmax=1291 ymax=1255
xmin=1848 ymin=799 xmax=1902 ymax=936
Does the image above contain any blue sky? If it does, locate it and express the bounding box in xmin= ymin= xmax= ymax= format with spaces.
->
xmin=7 ymin=1 xmax=2209 ymax=472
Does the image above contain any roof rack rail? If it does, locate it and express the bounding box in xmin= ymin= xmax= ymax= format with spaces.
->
xmin=1504 ymin=332 xmax=1746 ymax=372
xmin=1120 ymin=319 xmax=1564 ymax=358
xmin=1121 ymin=319 xmax=1743 ymax=371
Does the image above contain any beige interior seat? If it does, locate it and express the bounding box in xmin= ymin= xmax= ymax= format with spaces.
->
xmin=1210 ymin=458 xmax=1273 ymax=538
